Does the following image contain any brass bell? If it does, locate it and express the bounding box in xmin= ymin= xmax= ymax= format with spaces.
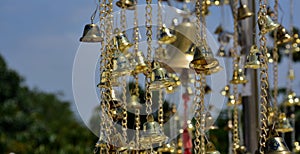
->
xmin=109 ymin=89 xmax=123 ymax=108
xmin=258 ymin=12 xmax=279 ymax=34
xmin=116 ymin=0 xmax=135 ymax=10
xmin=97 ymin=70 xmax=120 ymax=88
xmin=237 ymin=0 xmax=253 ymax=20
xmin=245 ymin=45 xmax=261 ymax=69
xmin=127 ymin=95 xmax=142 ymax=109
xmin=158 ymin=25 xmax=177 ymax=44
xmin=113 ymin=28 xmax=133 ymax=53
xmin=216 ymin=46 xmax=226 ymax=57
xmin=227 ymin=94 xmax=242 ymax=106
xmin=205 ymin=85 xmax=212 ymax=94
xmin=80 ymin=23 xmax=103 ymax=42
xmin=276 ymin=25 xmax=293 ymax=45
xmin=220 ymin=85 xmax=230 ymax=96
xmin=206 ymin=142 xmax=221 ymax=154
xmin=150 ymin=61 xmax=171 ymax=90
xmin=230 ymin=68 xmax=248 ymax=84
xmin=265 ymin=136 xmax=292 ymax=154
xmin=276 ymin=113 xmax=293 ymax=133
xmin=140 ymin=115 xmax=168 ymax=144
xmin=189 ymin=45 xmax=220 ymax=74
xmin=133 ymin=51 xmax=147 ymax=74
xmin=214 ymin=24 xmax=223 ymax=34
xmin=112 ymin=51 xmax=132 ymax=77
xmin=170 ymin=17 xmax=196 ymax=56
xmin=218 ymin=31 xmax=233 ymax=46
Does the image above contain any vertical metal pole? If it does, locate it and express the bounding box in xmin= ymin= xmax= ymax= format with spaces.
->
xmin=241 ymin=0 xmax=259 ymax=153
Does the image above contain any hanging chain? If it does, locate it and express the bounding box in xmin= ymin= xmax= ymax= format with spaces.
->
xmin=258 ymin=2 xmax=269 ymax=154
xmin=232 ymin=0 xmax=240 ymax=152
xmin=272 ymin=0 xmax=279 ymax=119
xmin=158 ymin=89 xmax=164 ymax=127
xmin=120 ymin=8 xmax=126 ymax=31
xmin=121 ymin=77 xmax=128 ymax=144
xmin=193 ymin=74 xmax=201 ymax=154
xmin=156 ymin=0 xmax=163 ymax=59
xmin=200 ymin=73 xmax=206 ymax=154
xmin=195 ymin=0 xmax=201 ymax=46
xmin=133 ymin=4 xmax=139 ymax=54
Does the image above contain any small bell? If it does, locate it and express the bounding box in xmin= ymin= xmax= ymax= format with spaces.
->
xmin=236 ymin=145 xmax=250 ymax=154
xmin=245 ymin=45 xmax=261 ymax=69
xmin=276 ymin=113 xmax=294 ymax=133
xmin=206 ymin=142 xmax=221 ymax=154
xmin=109 ymin=89 xmax=123 ymax=108
xmin=230 ymin=68 xmax=248 ymax=84
xmin=237 ymin=0 xmax=253 ymax=20
xmin=227 ymin=94 xmax=242 ymax=106
xmin=97 ymin=70 xmax=120 ymax=88
xmin=265 ymin=136 xmax=292 ymax=154
xmin=127 ymin=95 xmax=142 ymax=109
xmin=214 ymin=24 xmax=223 ymax=34
xmin=140 ymin=115 xmax=168 ymax=144
xmin=158 ymin=25 xmax=177 ymax=44
xmin=150 ymin=61 xmax=171 ymax=90
xmin=112 ymin=51 xmax=132 ymax=77
xmin=276 ymin=25 xmax=293 ymax=45
xmin=189 ymin=45 xmax=220 ymax=74
xmin=80 ymin=23 xmax=103 ymax=42
xmin=113 ymin=29 xmax=133 ymax=53
xmin=116 ymin=0 xmax=135 ymax=10
xmin=205 ymin=85 xmax=212 ymax=94
xmin=220 ymin=85 xmax=230 ymax=96
xmin=218 ymin=31 xmax=233 ymax=46
xmin=258 ymin=12 xmax=279 ymax=34
xmin=216 ymin=46 xmax=226 ymax=57
xmin=133 ymin=51 xmax=147 ymax=74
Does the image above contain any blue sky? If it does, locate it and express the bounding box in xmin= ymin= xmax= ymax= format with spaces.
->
xmin=0 ymin=0 xmax=299 ymax=116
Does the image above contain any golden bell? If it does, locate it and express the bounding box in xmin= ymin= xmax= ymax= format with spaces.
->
xmin=112 ymin=51 xmax=132 ymax=77
xmin=276 ymin=25 xmax=293 ymax=45
xmin=206 ymin=142 xmax=221 ymax=154
xmin=230 ymin=68 xmax=248 ymax=84
xmin=258 ymin=13 xmax=279 ymax=34
xmin=109 ymin=89 xmax=123 ymax=108
xmin=116 ymin=0 xmax=135 ymax=10
xmin=133 ymin=51 xmax=147 ymax=74
xmin=237 ymin=0 xmax=254 ymax=20
xmin=216 ymin=46 xmax=226 ymax=57
xmin=265 ymin=136 xmax=292 ymax=154
xmin=140 ymin=115 xmax=168 ymax=144
xmin=220 ymin=85 xmax=230 ymax=96
xmin=205 ymin=85 xmax=212 ymax=94
xmin=288 ymin=69 xmax=295 ymax=80
xmin=150 ymin=61 xmax=171 ymax=90
xmin=236 ymin=145 xmax=250 ymax=154
xmin=218 ymin=31 xmax=233 ymax=45
xmin=171 ymin=17 xmax=196 ymax=56
xmin=189 ymin=45 xmax=220 ymax=74
xmin=245 ymin=45 xmax=261 ymax=69
xmin=158 ymin=25 xmax=177 ymax=44
xmin=276 ymin=113 xmax=293 ymax=133
xmin=80 ymin=23 xmax=103 ymax=42
xmin=227 ymin=94 xmax=242 ymax=106
xmin=127 ymin=95 xmax=142 ymax=109
xmin=113 ymin=29 xmax=133 ymax=53
xmin=97 ymin=70 xmax=120 ymax=88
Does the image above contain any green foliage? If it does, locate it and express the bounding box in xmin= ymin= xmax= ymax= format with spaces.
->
xmin=0 ymin=55 xmax=97 ymax=153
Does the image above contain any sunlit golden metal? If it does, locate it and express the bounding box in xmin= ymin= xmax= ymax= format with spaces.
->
xmin=245 ymin=45 xmax=261 ymax=69
xmin=80 ymin=24 xmax=103 ymax=42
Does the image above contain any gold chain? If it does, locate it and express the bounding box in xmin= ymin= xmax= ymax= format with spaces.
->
xmin=200 ymin=73 xmax=206 ymax=154
xmin=193 ymin=74 xmax=201 ymax=154
xmin=133 ymin=4 xmax=139 ymax=54
xmin=258 ymin=3 xmax=269 ymax=154
xmin=272 ymin=0 xmax=279 ymax=118
xmin=232 ymin=0 xmax=240 ymax=152
xmin=121 ymin=8 xmax=126 ymax=31
xmin=158 ymin=89 xmax=164 ymax=127
xmin=121 ymin=77 xmax=128 ymax=144
xmin=195 ymin=0 xmax=201 ymax=46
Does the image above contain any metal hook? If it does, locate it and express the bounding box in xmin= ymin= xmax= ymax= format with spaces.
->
xmin=91 ymin=5 xmax=99 ymax=23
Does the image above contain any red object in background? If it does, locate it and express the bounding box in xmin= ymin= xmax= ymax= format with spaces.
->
xmin=182 ymin=128 xmax=192 ymax=149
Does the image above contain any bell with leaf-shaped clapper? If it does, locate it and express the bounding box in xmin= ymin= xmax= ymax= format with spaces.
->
xmin=189 ymin=45 xmax=220 ymax=74
xmin=245 ymin=45 xmax=261 ymax=69
xmin=276 ymin=113 xmax=294 ymax=133
xmin=158 ymin=25 xmax=177 ymax=44
xmin=237 ymin=0 xmax=253 ymax=20
xmin=150 ymin=61 xmax=171 ymax=90
xmin=206 ymin=142 xmax=221 ymax=154
xmin=258 ymin=10 xmax=279 ymax=34
xmin=230 ymin=68 xmax=248 ymax=84
xmin=113 ymin=28 xmax=133 ymax=53
xmin=140 ymin=115 xmax=168 ymax=144
xmin=111 ymin=50 xmax=132 ymax=77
